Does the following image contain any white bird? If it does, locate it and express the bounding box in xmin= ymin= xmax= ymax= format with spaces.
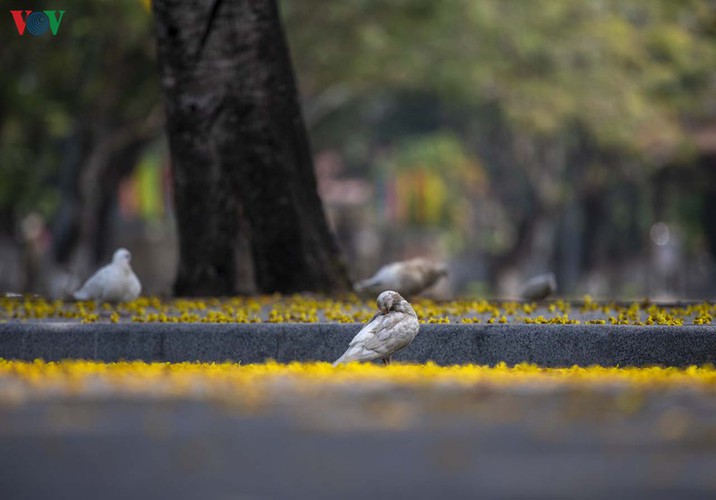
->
xmin=354 ymin=258 xmax=448 ymax=297
xmin=520 ymin=272 xmax=557 ymax=301
xmin=73 ymin=248 xmax=141 ymax=303
xmin=333 ymin=290 xmax=420 ymax=366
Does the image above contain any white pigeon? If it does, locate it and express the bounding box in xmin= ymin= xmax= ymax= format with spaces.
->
xmin=73 ymin=248 xmax=141 ymax=303
xmin=333 ymin=290 xmax=420 ymax=366
xmin=354 ymin=258 xmax=448 ymax=297
xmin=520 ymin=272 xmax=557 ymax=301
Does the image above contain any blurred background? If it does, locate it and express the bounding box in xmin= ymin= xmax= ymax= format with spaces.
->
xmin=1 ymin=0 xmax=715 ymax=299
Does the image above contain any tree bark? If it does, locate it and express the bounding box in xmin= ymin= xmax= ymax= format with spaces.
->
xmin=153 ymin=0 xmax=350 ymax=295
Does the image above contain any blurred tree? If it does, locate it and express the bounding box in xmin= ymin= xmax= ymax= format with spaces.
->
xmin=282 ymin=0 xmax=716 ymax=292
xmin=0 ymin=0 xmax=161 ymax=287
xmin=153 ymin=0 xmax=350 ymax=295
xmin=2 ymin=0 xmax=714 ymax=296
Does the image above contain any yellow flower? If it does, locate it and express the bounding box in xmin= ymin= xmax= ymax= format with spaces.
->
xmin=0 ymin=360 xmax=715 ymax=402
xmin=0 ymin=296 xmax=711 ymax=327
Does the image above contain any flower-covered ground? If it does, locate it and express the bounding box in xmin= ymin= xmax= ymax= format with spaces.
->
xmin=2 ymin=299 xmax=713 ymax=495
xmin=1 ymin=295 xmax=715 ymax=325
xmin=1 ymin=360 xmax=715 ymax=407
xmin=3 ymin=360 xmax=716 ymax=498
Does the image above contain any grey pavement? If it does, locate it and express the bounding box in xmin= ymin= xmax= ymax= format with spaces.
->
xmin=1 ymin=387 xmax=716 ymax=499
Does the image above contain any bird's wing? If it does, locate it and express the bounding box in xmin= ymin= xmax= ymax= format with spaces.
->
xmin=121 ymin=271 xmax=141 ymax=301
xmin=374 ymin=263 xmax=400 ymax=281
xmin=333 ymin=312 xmax=396 ymax=364
xmin=345 ymin=311 xmax=384 ymax=347
xmin=354 ymin=263 xmax=400 ymax=292
xmin=398 ymin=260 xmax=439 ymax=295
xmin=362 ymin=312 xmax=416 ymax=355
xmin=74 ymin=265 xmax=112 ymax=300
xmin=396 ymin=271 xmax=423 ymax=296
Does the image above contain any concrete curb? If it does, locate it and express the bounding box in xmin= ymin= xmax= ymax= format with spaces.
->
xmin=1 ymin=322 xmax=715 ymax=366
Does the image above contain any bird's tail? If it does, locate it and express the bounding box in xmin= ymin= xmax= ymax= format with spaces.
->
xmin=62 ymin=266 xmax=85 ymax=301
xmin=354 ymin=277 xmax=380 ymax=293
xmin=333 ymin=347 xmax=376 ymax=367
xmin=333 ymin=349 xmax=363 ymax=367
xmin=332 ymin=354 xmax=349 ymax=367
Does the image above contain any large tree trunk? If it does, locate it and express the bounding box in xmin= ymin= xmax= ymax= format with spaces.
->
xmin=153 ymin=0 xmax=350 ymax=296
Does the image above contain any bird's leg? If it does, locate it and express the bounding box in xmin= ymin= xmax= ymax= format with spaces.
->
xmin=382 ymin=356 xmax=391 ymax=366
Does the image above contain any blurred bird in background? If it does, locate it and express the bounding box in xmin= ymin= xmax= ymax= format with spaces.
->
xmin=73 ymin=248 xmax=141 ymax=303
xmin=520 ymin=273 xmax=557 ymax=301
xmin=354 ymin=258 xmax=448 ymax=297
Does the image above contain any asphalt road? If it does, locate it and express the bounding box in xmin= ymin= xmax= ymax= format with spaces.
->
xmin=2 ymin=387 xmax=716 ymax=500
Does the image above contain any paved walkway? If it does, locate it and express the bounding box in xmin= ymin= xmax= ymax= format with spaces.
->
xmin=1 ymin=386 xmax=715 ymax=499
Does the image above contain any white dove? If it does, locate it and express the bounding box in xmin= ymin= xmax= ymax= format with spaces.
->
xmin=520 ymin=272 xmax=557 ymax=301
xmin=333 ymin=290 xmax=420 ymax=366
xmin=354 ymin=258 xmax=448 ymax=297
xmin=73 ymin=248 xmax=141 ymax=303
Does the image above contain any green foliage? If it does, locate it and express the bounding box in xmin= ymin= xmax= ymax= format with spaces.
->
xmin=0 ymin=0 xmax=157 ymax=218
xmin=387 ymin=132 xmax=480 ymax=176
xmin=283 ymin=0 xmax=716 ymax=162
xmin=281 ymin=0 xmax=716 ymax=263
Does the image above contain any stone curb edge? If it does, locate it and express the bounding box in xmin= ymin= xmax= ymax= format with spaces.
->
xmin=1 ymin=323 xmax=715 ymax=367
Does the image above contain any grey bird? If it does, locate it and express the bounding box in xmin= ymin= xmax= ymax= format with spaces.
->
xmin=73 ymin=248 xmax=141 ymax=303
xmin=354 ymin=258 xmax=448 ymax=297
xmin=520 ymin=272 xmax=557 ymax=301
xmin=333 ymin=290 xmax=420 ymax=366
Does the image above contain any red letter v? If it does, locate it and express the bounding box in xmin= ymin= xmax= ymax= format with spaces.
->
xmin=10 ymin=11 xmax=31 ymax=36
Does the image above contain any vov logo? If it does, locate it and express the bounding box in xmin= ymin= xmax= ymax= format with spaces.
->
xmin=10 ymin=10 xmax=65 ymax=36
